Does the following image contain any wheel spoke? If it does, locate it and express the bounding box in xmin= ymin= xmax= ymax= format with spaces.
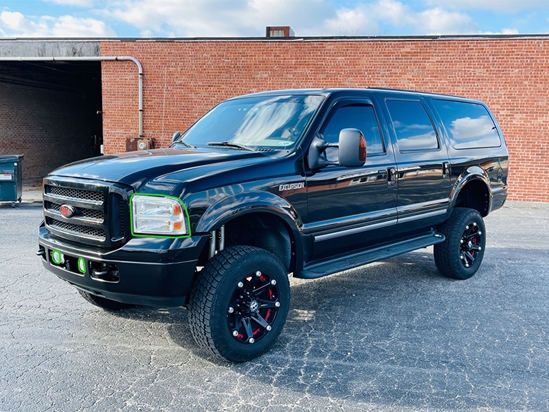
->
xmin=470 ymin=244 xmax=481 ymax=251
xmin=251 ymin=312 xmax=269 ymax=328
xmin=257 ymin=298 xmax=278 ymax=309
xmin=250 ymin=281 xmax=271 ymax=296
xmin=464 ymin=251 xmax=475 ymax=263
xmin=240 ymin=317 xmax=254 ymax=341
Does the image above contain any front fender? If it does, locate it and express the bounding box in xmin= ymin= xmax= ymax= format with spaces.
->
xmin=195 ymin=190 xmax=302 ymax=234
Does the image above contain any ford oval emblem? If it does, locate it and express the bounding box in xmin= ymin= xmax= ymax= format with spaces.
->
xmin=60 ymin=204 xmax=75 ymax=218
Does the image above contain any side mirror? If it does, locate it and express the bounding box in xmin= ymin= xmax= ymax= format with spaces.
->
xmin=172 ymin=131 xmax=181 ymax=143
xmin=307 ymin=135 xmax=330 ymax=170
xmin=339 ymin=128 xmax=366 ymax=167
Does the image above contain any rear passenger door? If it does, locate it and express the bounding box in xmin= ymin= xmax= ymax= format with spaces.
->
xmin=380 ymin=96 xmax=452 ymax=235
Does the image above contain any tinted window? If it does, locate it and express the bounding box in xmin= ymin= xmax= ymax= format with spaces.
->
xmin=386 ymin=100 xmax=439 ymax=151
xmin=431 ymin=99 xmax=501 ymax=149
xmin=321 ymin=104 xmax=385 ymax=156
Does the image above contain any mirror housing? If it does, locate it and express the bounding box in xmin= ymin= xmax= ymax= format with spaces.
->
xmin=307 ymin=135 xmax=330 ymax=170
xmin=172 ymin=131 xmax=181 ymax=143
xmin=338 ymin=128 xmax=366 ymax=167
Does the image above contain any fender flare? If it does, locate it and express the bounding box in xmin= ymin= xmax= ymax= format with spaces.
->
xmin=194 ymin=191 xmax=305 ymax=259
xmin=449 ymin=166 xmax=493 ymax=214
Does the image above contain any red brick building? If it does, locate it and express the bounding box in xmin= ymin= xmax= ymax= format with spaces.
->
xmin=1 ymin=36 xmax=548 ymax=202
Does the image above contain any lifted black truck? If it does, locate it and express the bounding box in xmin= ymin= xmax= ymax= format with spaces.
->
xmin=38 ymin=88 xmax=508 ymax=362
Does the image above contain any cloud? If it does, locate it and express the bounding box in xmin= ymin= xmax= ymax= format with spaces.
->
xmin=416 ymin=7 xmax=477 ymax=34
xmin=100 ymin=0 xmax=481 ymax=37
xmin=0 ymin=11 xmax=115 ymax=37
xmin=0 ymin=0 xmax=528 ymax=38
xmin=102 ymin=0 xmax=333 ymax=37
xmin=423 ymin=0 xmax=549 ymax=13
xmin=324 ymin=7 xmax=380 ymax=35
xmin=43 ymin=0 xmax=96 ymax=6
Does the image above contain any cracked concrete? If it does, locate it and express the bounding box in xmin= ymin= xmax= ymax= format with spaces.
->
xmin=0 ymin=202 xmax=548 ymax=411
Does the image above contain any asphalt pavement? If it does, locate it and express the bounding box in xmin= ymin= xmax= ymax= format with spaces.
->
xmin=1 ymin=198 xmax=548 ymax=412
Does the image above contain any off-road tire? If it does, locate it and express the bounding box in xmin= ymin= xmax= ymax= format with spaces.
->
xmin=434 ymin=207 xmax=486 ymax=280
xmin=188 ymin=245 xmax=290 ymax=362
xmin=77 ymin=289 xmax=135 ymax=311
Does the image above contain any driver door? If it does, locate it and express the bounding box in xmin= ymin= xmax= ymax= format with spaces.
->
xmin=303 ymin=99 xmax=398 ymax=261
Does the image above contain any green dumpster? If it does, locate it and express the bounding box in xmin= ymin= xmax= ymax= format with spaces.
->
xmin=0 ymin=155 xmax=24 ymax=207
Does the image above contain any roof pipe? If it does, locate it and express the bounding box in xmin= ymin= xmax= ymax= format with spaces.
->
xmin=0 ymin=56 xmax=144 ymax=137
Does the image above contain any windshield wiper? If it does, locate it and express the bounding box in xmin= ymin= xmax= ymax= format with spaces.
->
xmin=173 ymin=140 xmax=195 ymax=148
xmin=207 ymin=141 xmax=255 ymax=152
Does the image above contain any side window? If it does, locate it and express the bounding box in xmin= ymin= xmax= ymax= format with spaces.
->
xmin=321 ymin=104 xmax=385 ymax=161
xmin=431 ymin=99 xmax=502 ymax=149
xmin=386 ymin=100 xmax=439 ymax=151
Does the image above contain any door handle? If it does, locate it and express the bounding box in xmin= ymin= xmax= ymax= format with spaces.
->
xmin=387 ymin=168 xmax=397 ymax=186
xmin=443 ymin=162 xmax=451 ymax=179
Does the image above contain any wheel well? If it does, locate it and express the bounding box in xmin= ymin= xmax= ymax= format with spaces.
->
xmin=454 ymin=179 xmax=490 ymax=217
xmin=197 ymin=213 xmax=295 ymax=272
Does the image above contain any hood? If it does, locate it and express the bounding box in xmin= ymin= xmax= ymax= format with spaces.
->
xmin=49 ymin=147 xmax=268 ymax=189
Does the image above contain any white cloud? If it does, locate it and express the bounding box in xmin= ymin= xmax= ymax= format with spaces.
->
xmin=43 ymin=0 xmax=96 ymax=6
xmin=102 ymin=0 xmax=334 ymax=37
xmin=334 ymin=0 xmax=478 ymax=35
xmin=416 ymin=7 xmax=477 ymax=34
xmin=324 ymin=7 xmax=380 ymax=35
xmin=0 ymin=11 xmax=115 ymax=37
xmin=0 ymin=0 xmax=527 ymax=38
xmin=423 ymin=0 xmax=549 ymax=13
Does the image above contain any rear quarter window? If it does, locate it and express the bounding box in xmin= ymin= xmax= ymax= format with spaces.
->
xmin=431 ymin=99 xmax=502 ymax=149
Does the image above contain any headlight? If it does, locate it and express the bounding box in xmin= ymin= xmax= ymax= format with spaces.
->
xmin=131 ymin=194 xmax=190 ymax=237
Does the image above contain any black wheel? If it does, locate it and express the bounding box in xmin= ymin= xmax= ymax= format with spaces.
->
xmin=434 ymin=208 xmax=486 ymax=280
xmin=77 ymin=289 xmax=135 ymax=311
xmin=188 ymin=246 xmax=290 ymax=362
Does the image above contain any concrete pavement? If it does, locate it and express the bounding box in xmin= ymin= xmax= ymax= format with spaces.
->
xmin=1 ymin=197 xmax=549 ymax=411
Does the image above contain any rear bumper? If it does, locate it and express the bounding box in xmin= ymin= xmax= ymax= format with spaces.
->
xmin=38 ymin=224 xmax=209 ymax=307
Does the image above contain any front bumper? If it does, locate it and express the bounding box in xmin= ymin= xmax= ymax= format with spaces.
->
xmin=38 ymin=224 xmax=209 ymax=307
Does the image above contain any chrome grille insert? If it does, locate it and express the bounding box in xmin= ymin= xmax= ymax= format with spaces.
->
xmin=49 ymin=220 xmax=106 ymax=241
xmin=43 ymin=179 xmax=131 ymax=248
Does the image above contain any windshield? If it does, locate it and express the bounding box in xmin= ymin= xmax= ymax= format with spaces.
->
xmin=175 ymin=94 xmax=325 ymax=149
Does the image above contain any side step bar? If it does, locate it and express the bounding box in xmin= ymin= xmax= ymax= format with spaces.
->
xmin=296 ymin=231 xmax=445 ymax=279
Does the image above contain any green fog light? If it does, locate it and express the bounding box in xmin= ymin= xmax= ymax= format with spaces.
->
xmin=51 ymin=250 xmax=64 ymax=265
xmin=77 ymin=257 xmax=86 ymax=274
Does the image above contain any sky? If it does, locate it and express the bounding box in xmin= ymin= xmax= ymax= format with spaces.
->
xmin=1 ymin=0 xmax=549 ymax=38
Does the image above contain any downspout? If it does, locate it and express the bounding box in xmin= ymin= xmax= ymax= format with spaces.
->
xmin=0 ymin=56 xmax=144 ymax=137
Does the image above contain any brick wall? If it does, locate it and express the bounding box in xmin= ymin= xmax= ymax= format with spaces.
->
xmin=0 ymin=82 xmax=96 ymax=180
xmin=101 ymin=38 xmax=549 ymax=202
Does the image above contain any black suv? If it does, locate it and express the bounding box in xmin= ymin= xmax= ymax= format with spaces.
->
xmin=38 ymin=88 xmax=508 ymax=362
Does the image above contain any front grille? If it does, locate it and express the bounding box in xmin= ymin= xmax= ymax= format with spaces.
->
xmin=43 ymin=178 xmax=131 ymax=248
xmin=49 ymin=220 xmax=106 ymax=241
xmin=46 ymin=186 xmax=104 ymax=203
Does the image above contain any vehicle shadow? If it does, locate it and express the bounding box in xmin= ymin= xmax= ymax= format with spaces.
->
xmin=108 ymin=249 xmax=548 ymax=411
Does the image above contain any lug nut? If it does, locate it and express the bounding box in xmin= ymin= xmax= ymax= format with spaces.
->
xmin=270 ymin=279 xmax=277 ymax=285
xmin=228 ymin=307 xmax=234 ymax=314
xmin=266 ymin=325 xmax=272 ymax=331
xmin=237 ymin=281 xmax=244 ymax=288
xmin=232 ymin=331 xmax=238 ymax=337
xmin=256 ymin=271 xmax=262 ymax=277
xmin=249 ymin=338 xmax=255 ymax=344
xmin=275 ymin=301 xmax=281 ymax=307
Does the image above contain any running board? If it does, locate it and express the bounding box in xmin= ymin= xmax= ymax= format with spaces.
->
xmin=296 ymin=231 xmax=445 ymax=279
